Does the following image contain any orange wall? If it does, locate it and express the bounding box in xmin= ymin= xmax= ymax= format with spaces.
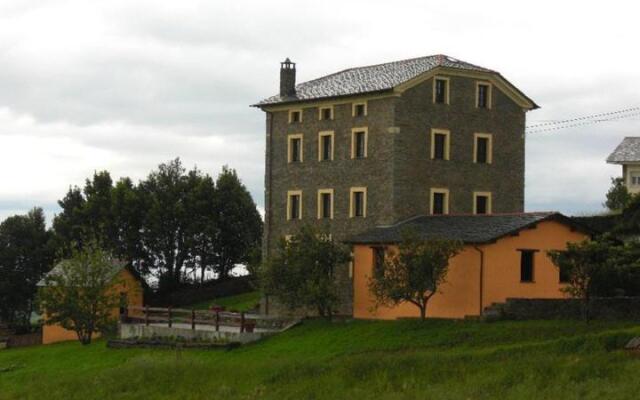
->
xmin=42 ymin=269 xmax=144 ymax=345
xmin=352 ymin=220 xmax=588 ymax=320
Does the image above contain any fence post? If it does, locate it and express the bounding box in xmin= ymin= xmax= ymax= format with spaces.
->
xmin=145 ymin=305 xmax=149 ymax=326
xmin=191 ymin=309 xmax=196 ymax=331
xmin=240 ymin=312 xmax=245 ymax=333
xmin=215 ymin=311 xmax=220 ymax=332
xmin=168 ymin=306 xmax=172 ymax=328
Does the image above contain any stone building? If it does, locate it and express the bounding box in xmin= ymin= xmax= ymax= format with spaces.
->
xmin=607 ymin=137 xmax=640 ymax=194
xmin=253 ymin=55 xmax=538 ymax=315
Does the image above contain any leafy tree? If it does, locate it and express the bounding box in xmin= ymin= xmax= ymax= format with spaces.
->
xmin=38 ymin=244 xmax=123 ymax=344
xmin=138 ymin=158 xmax=193 ymax=290
xmin=548 ymin=238 xmax=618 ymax=322
xmin=368 ymin=230 xmax=463 ymax=320
xmin=262 ymin=226 xmax=351 ymax=318
xmin=0 ymin=208 xmax=54 ymax=329
xmin=111 ymin=177 xmax=146 ymax=272
xmin=184 ymin=171 xmax=217 ymax=284
xmin=213 ymin=166 xmax=263 ymax=280
xmin=605 ymin=177 xmax=632 ymax=211
xmin=51 ymin=186 xmax=87 ymax=254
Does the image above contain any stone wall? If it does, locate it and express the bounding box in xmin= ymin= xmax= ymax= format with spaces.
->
xmin=261 ymin=72 xmax=529 ymax=316
xmin=394 ymin=75 xmax=525 ymax=219
xmin=498 ymin=297 xmax=640 ymax=321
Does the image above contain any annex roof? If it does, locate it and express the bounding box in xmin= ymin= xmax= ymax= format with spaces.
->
xmin=345 ymin=212 xmax=588 ymax=245
xmin=606 ymin=137 xmax=640 ymax=164
xmin=37 ymin=259 xmax=134 ymax=287
xmin=254 ymin=54 xmax=538 ymax=109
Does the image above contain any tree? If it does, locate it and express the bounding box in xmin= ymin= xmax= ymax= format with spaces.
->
xmin=38 ymin=244 xmax=122 ymax=344
xmin=605 ymin=177 xmax=632 ymax=211
xmin=0 ymin=208 xmax=54 ymax=329
xmin=368 ymin=230 xmax=463 ymax=320
xmin=212 ymin=166 xmax=263 ymax=280
xmin=547 ymin=238 xmax=618 ymax=322
xmin=261 ymin=226 xmax=351 ymax=318
xmin=137 ymin=158 xmax=193 ymax=291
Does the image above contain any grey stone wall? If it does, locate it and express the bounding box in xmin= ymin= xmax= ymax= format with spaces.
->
xmin=261 ymin=73 xmax=529 ymax=316
xmin=498 ymin=297 xmax=640 ymax=321
xmin=393 ymin=76 xmax=525 ymax=220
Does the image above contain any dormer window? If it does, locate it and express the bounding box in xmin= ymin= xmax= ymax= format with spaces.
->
xmin=433 ymin=77 xmax=450 ymax=104
xmin=319 ymin=106 xmax=333 ymax=121
xmin=289 ymin=110 xmax=302 ymax=123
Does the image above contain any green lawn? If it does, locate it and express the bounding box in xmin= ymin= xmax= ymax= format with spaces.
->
xmin=1 ymin=319 xmax=640 ymax=399
xmin=188 ymin=290 xmax=261 ymax=311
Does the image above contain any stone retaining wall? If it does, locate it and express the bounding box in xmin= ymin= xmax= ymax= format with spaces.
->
xmin=119 ymin=323 xmax=264 ymax=344
xmin=498 ymin=297 xmax=640 ymax=321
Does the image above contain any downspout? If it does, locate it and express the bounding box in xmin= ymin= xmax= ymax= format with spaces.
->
xmin=473 ymin=245 xmax=485 ymax=316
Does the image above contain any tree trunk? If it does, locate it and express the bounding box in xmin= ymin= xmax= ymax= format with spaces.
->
xmin=419 ymin=304 xmax=427 ymax=320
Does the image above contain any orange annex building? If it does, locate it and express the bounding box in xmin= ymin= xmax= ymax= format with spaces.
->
xmin=39 ymin=264 xmax=144 ymax=345
xmin=347 ymin=212 xmax=590 ymax=320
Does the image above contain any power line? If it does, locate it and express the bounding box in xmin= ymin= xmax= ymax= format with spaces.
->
xmin=526 ymin=107 xmax=640 ymax=129
xmin=526 ymin=111 xmax=640 ymax=134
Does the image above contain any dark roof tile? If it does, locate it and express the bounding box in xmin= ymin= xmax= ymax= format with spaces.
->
xmin=345 ymin=212 xmax=587 ymax=244
xmin=254 ymin=54 xmax=494 ymax=106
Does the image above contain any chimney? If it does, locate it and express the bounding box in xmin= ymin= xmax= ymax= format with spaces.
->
xmin=280 ymin=58 xmax=296 ymax=97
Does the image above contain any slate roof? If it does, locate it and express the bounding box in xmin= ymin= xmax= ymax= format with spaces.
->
xmin=37 ymin=259 xmax=130 ymax=287
xmin=345 ymin=212 xmax=588 ymax=245
xmin=606 ymin=137 xmax=640 ymax=164
xmin=254 ymin=54 xmax=524 ymax=107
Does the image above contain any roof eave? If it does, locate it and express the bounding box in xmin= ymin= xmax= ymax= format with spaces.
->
xmin=251 ymin=89 xmax=395 ymax=110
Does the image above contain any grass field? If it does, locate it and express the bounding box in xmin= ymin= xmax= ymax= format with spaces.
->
xmin=188 ymin=290 xmax=261 ymax=311
xmin=1 ymin=319 xmax=640 ymax=399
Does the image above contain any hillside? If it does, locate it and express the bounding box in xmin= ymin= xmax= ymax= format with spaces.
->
xmin=1 ymin=319 xmax=640 ymax=399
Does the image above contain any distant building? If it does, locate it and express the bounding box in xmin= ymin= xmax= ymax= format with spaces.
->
xmin=607 ymin=137 xmax=640 ymax=194
xmin=253 ymin=55 xmax=538 ymax=315
xmin=38 ymin=262 xmax=143 ymax=344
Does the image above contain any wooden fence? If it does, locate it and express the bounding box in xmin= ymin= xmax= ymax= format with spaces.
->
xmin=123 ymin=306 xmax=262 ymax=333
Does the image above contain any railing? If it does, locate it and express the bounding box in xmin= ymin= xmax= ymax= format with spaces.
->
xmin=123 ymin=306 xmax=266 ymax=333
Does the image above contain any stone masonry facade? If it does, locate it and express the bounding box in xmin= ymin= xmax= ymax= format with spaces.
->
xmin=257 ymin=58 xmax=533 ymax=316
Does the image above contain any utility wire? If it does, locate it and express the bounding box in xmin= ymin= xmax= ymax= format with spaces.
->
xmin=526 ymin=107 xmax=640 ymax=129
xmin=526 ymin=111 xmax=640 ymax=134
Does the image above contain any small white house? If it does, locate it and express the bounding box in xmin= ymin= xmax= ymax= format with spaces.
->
xmin=607 ymin=137 xmax=640 ymax=194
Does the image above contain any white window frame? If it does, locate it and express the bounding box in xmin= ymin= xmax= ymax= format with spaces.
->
xmin=430 ymin=188 xmax=450 ymax=215
xmin=351 ymin=127 xmax=369 ymax=159
xmin=473 ymin=133 xmax=493 ymax=164
xmin=430 ymin=128 xmax=451 ymax=160
xmin=473 ymin=191 xmax=492 ymax=215
xmin=318 ymin=131 xmax=335 ymax=161
xmin=317 ymin=189 xmax=334 ymax=219
xmin=349 ymin=187 xmax=367 ymax=218
xmin=287 ymin=133 xmax=304 ymax=163
xmin=286 ymin=190 xmax=303 ymax=220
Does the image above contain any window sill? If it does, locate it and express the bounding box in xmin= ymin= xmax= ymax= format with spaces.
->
xmin=520 ymin=281 xmax=535 ymax=284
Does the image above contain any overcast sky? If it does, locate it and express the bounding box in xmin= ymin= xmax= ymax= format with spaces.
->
xmin=1 ymin=0 xmax=638 ymax=223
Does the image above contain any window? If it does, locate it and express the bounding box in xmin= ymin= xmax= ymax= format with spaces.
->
xmin=430 ymin=188 xmax=449 ymax=215
xmin=352 ymin=102 xmax=367 ymax=117
xmin=289 ymin=109 xmax=302 ymax=123
xmin=631 ymin=172 xmax=640 ymax=186
xmin=372 ymin=246 xmax=385 ymax=276
xmin=559 ymin=265 xmax=570 ymax=284
xmin=520 ymin=250 xmax=535 ymax=283
xmin=318 ymin=131 xmax=334 ymax=161
xmin=476 ymin=82 xmax=492 ymax=109
xmin=350 ymin=187 xmax=367 ymax=218
xmin=288 ymin=134 xmax=303 ymax=163
xmin=474 ymin=133 xmax=493 ymax=164
xmin=317 ymin=189 xmax=334 ymax=219
xmin=430 ymin=129 xmax=450 ymax=160
xmin=433 ymin=77 xmax=450 ymax=104
xmin=319 ymin=106 xmax=333 ymax=121
xmin=473 ymin=192 xmax=492 ymax=215
xmin=287 ymin=190 xmax=302 ymax=220
xmin=351 ymin=127 xmax=368 ymax=159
